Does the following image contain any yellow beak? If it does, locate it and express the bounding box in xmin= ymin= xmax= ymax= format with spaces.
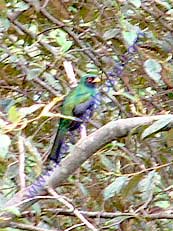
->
xmin=92 ymin=77 xmax=101 ymax=83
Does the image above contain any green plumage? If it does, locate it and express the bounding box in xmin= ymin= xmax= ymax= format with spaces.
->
xmin=49 ymin=74 xmax=99 ymax=163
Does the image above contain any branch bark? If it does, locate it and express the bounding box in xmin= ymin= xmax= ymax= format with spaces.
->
xmin=0 ymin=115 xmax=173 ymax=228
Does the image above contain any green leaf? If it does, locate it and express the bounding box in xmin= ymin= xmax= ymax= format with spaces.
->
xmin=121 ymin=92 xmax=137 ymax=101
xmin=138 ymin=171 xmax=160 ymax=201
xmin=122 ymin=31 xmax=138 ymax=47
xmin=8 ymin=106 xmax=20 ymax=123
xmin=19 ymin=104 xmax=44 ymax=118
xmin=103 ymin=29 xmax=119 ymax=40
xmin=105 ymin=215 xmax=134 ymax=226
xmin=78 ymin=183 xmax=89 ymax=197
xmin=141 ymin=115 xmax=173 ymax=139
xmin=0 ymin=17 xmax=10 ymax=31
xmin=5 ymin=162 xmax=18 ymax=179
xmin=56 ymin=30 xmax=67 ymax=44
xmin=44 ymin=72 xmax=60 ymax=90
xmin=0 ymin=194 xmax=7 ymax=208
xmin=15 ymin=2 xmax=29 ymax=11
xmin=129 ymin=0 xmax=141 ymax=8
xmin=168 ymin=92 xmax=173 ymax=99
xmin=4 ymin=206 xmax=21 ymax=216
xmin=144 ymin=59 xmax=162 ymax=83
xmin=27 ymin=68 xmax=43 ymax=80
xmin=2 ymin=178 xmax=16 ymax=198
xmin=155 ymin=200 xmax=170 ymax=209
xmin=56 ymin=36 xmax=66 ymax=46
xmin=121 ymin=173 xmax=144 ymax=199
xmin=0 ymin=134 xmax=11 ymax=159
xmin=53 ymin=29 xmax=73 ymax=52
xmin=0 ymin=98 xmax=15 ymax=112
xmin=101 ymin=155 xmax=116 ymax=172
xmin=103 ymin=176 xmax=129 ymax=200
xmin=156 ymin=0 xmax=172 ymax=9
xmin=61 ymin=40 xmax=73 ymax=52
xmin=31 ymin=203 xmax=41 ymax=216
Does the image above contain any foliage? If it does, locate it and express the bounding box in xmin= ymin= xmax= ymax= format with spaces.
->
xmin=1 ymin=0 xmax=173 ymax=230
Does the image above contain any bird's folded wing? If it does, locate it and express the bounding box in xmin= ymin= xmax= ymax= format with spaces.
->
xmin=73 ymin=98 xmax=95 ymax=116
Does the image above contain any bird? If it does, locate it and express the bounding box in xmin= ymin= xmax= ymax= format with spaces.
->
xmin=49 ymin=74 xmax=100 ymax=163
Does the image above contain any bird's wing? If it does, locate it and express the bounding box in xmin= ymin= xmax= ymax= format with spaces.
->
xmin=62 ymin=91 xmax=93 ymax=115
xmin=73 ymin=98 xmax=95 ymax=116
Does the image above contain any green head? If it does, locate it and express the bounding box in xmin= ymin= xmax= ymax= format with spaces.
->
xmin=79 ymin=74 xmax=100 ymax=88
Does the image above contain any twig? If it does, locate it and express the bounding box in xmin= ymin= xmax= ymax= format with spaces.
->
xmin=47 ymin=187 xmax=98 ymax=231
xmin=7 ymin=17 xmax=58 ymax=57
xmin=63 ymin=61 xmax=77 ymax=87
xmin=9 ymin=222 xmax=57 ymax=231
xmin=24 ymin=137 xmax=42 ymax=170
xmin=125 ymin=161 xmax=173 ymax=177
xmin=18 ymin=134 xmax=26 ymax=190
xmin=33 ymin=77 xmax=60 ymax=96
xmin=0 ymin=85 xmax=33 ymax=100
xmin=135 ymin=193 xmax=153 ymax=214
xmin=141 ymin=3 xmax=173 ymax=32
xmin=21 ymin=208 xmax=173 ymax=220
xmin=40 ymin=208 xmax=138 ymax=219
xmin=41 ymin=0 xmax=50 ymax=8
xmin=64 ymin=223 xmax=85 ymax=231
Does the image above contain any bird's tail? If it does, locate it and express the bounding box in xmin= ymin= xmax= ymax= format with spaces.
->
xmin=49 ymin=120 xmax=68 ymax=163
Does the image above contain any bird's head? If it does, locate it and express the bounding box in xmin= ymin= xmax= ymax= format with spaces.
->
xmin=80 ymin=74 xmax=100 ymax=88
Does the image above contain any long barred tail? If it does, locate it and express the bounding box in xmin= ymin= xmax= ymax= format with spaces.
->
xmin=25 ymin=142 xmax=69 ymax=198
xmin=26 ymin=162 xmax=58 ymax=198
xmin=25 ymin=137 xmax=70 ymax=198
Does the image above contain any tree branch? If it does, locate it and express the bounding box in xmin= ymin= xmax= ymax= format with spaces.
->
xmin=0 ymin=115 xmax=173 ymax=228
xmin=48 ymin=115 xmax=173 ymax=188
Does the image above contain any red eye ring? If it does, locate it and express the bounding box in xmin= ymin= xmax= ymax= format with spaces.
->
xmin=87 ymin=77 xmax=94 ymax=83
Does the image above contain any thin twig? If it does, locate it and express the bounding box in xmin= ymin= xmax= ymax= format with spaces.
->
xmin=64 ymin=223 xmax=85 ymax=231
xmin=33 ymin=77 xmax=60 ymax=96
xmin=47 ymin=187 xmax=98 ymax=231
xmin=41 ymin=0 xmax=50 ymax=8
xmin=40 ymin=208 xmax=138 ymax=219
xmin=141 ymin=3 xmax=173 ymax=32
xmin=63 ymin=61 xmax=77 ymax=87
xmin=125 ymin=161 xmax=173 ymax=177
xmin=10 ymin=222 xmax=57 ymax=231
xmin=7 ymin=17 xmax=58 ymax=57
xmin=18 ymin=134 xmax=26 ymax=190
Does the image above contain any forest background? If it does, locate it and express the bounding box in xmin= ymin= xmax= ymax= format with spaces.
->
xmin=1 ymin=0 xmax=173 ymax=230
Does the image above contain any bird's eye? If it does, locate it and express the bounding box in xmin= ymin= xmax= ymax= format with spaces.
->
xmin=87 ymin=77 xmax=94 ymax=83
